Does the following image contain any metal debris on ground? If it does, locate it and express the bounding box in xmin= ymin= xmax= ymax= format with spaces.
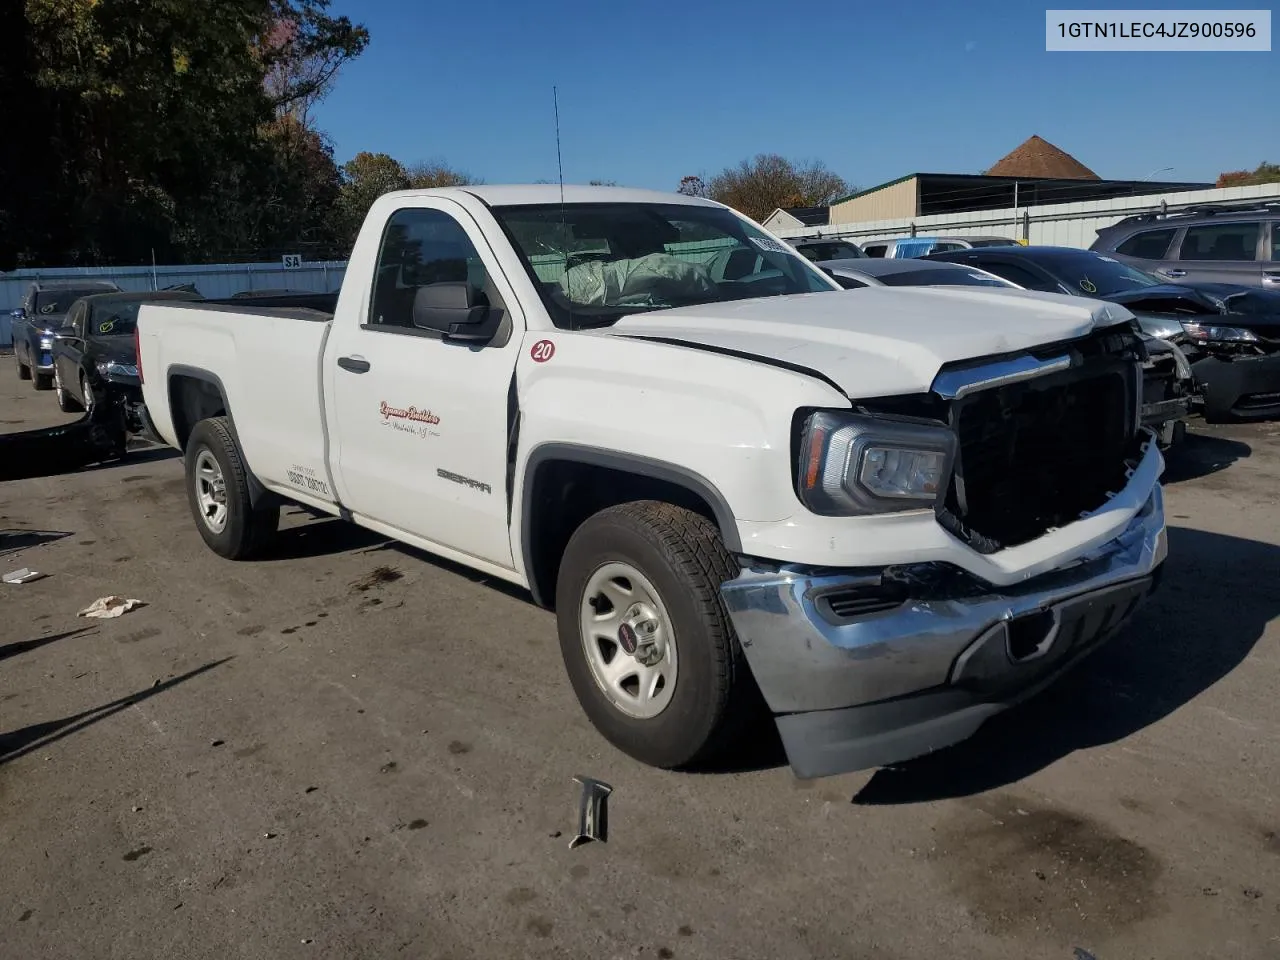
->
xmin=570 ymin=775 xmax=613 ymax=849
xmin=3 ymin=567 xmax=48 ymax=585
xmin=78 ymin=596 xmax=144 ymax=618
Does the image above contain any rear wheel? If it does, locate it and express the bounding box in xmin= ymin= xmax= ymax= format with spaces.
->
xmin=16 ymin=354 xmax=31 ymax=380
xmin=555 ymin=500 xmax=758 ymax=769
xmin=54 ymin=367 xmax=83 ymax=413
xmin=184 ymin=417 xmax=279 ymax=559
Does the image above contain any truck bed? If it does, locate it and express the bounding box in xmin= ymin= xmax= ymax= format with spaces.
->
xmin=137 ymin=299 xmax=339 ymax=513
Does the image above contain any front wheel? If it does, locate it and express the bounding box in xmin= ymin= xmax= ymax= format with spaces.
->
xmin=555 ymin=500 xmax=758 ymax=769
xmin=54 ymin=367 xmax=84 ymax=413
xmin=184 ymin=417 xmax=279 ymax=560
xmin=16 ymin=355 xmax=31 ymax=381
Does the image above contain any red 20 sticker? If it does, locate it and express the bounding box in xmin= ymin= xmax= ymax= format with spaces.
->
xmin=530 ymin=339 xmax=556 ymax=363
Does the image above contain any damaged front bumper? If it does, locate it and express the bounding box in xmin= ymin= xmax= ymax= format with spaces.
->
xmin=720 ymin=482 xmax=1167 ymax=780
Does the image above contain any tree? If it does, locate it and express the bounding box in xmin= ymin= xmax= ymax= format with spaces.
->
xmin=677 ymin=175 xmax=708 ymax=198
xmin=405 ymin=161 xmax=480 ymax=189
xmin=259 ymin=0 xmax=369 ymax=125
xmin=5 ymin=0 xmax=369 ymax=266
xmin=588 ymin=179 xmax=617 ymax=186
xmin=1216 ymin=162 xmax=1280 ymax=188
xmin=707 ymin=155 xmax=849 ymax=221
xmin=332 ymin=152 xmax=408 ymax=242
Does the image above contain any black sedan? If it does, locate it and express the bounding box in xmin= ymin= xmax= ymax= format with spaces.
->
xmin=50 ymin=290 xmax=201 ymax=424
xmin=926 ymin=245 xmax=1280 ymax=421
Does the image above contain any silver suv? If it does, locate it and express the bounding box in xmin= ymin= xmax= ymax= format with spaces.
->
xmin=1091 ymin=201 xmax=1280 ymax=289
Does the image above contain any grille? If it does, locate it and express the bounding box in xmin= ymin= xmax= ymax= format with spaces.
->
xmin=943 ymin=358 xmax=1139 ymax=552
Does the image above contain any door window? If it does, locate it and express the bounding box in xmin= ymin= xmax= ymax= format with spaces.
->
xmin=367 ymin=208 xmax=501 ymax=331
xmin=1178 ymin=222 xmax=1260 ymax=262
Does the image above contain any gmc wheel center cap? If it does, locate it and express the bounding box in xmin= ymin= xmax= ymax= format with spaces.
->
xmin=617 ymin=622 xmax=638 ymax=655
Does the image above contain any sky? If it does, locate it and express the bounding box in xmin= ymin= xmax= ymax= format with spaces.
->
xmin=313 ymin=0 xmax=1279 ymax=193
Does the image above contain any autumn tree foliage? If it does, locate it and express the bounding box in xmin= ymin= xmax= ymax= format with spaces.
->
xmin=706 ymin=155 xmax=849 ymax=221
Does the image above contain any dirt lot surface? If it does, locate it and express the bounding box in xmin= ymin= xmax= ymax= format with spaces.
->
xmin=2 ymin=375 xmax=1278 ymax=959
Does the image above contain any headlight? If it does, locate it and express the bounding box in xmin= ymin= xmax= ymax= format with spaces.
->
xmin=1180 ymin=322 xmax=1258 ymax=343
xmin=796 ymin=411 xmax=955 ymax=515
xmin=96 ymin=360 xmax=139 ymax=379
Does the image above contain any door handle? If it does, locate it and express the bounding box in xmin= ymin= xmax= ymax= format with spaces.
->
xmin=337 ymin=355 xmax=370 ymax=374
xmin=1163 ymin=269 xmax=1186 ymax=278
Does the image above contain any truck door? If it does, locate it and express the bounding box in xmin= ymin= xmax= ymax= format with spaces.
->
xmin=324 ymin=200 xmax=523 ymax=570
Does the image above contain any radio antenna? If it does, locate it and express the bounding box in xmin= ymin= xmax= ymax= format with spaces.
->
xmin=553 ymin=86 xmax=574 ymax=330
xmin=553 ymin=85 xmax=565 ymax=205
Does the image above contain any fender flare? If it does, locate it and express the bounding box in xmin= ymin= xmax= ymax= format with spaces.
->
xmin=166 ymin=364 xmax=273 ymax=508
xmin=519 ymin=441 xmax=742 ymax=607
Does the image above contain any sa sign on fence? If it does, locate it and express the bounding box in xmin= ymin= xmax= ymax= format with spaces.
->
xmin=282 ymin=254 xmax=303 ymax=269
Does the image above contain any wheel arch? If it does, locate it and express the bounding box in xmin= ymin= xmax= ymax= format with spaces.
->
xmin=167 ymin=364 xmax=273 ymax=508
xmin=519 ymin=442 xmax=742 ymax=610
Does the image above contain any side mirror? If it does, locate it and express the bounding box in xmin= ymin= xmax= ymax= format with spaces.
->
xmin=412 ymin=282 xmax=499 ymax=343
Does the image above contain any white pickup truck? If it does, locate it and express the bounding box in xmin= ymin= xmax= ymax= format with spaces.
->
xmin=137 ymin=185 xmax=1167 ymax=779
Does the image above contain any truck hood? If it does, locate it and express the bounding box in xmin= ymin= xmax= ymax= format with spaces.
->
xmin=605 ymin=287 xmax=1136 ymax=397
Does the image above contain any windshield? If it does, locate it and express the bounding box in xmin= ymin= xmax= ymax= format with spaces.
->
xmin=492 ymin=202 xmax=836 ymax=329
xmin=876 ymin=267 xmax=1015 ymax=288
xmin=88 ymin=302 xmax=145 ymax=336
xmin=796 ymin=241 xmax=866 ymax=261
xmin=33 ymin=289 xmax=110 ymax=315
xmin=1048 ymin=253 xmax=1164 ymax=297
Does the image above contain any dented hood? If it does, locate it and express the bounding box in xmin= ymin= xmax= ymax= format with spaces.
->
xmin=606 ymin=287 xmax=1136 ymax=398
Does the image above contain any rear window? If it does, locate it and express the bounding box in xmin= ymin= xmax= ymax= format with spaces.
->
xmin=795 ymin=241 xmax=865 ymax=261
xmin=1178 ymin=222 xmax=1260 ymax=261
xmin=32 ymin=289 xmax=111 ymax=315
xmin=876 ymin=267 xmax=1015 ymax=288
xmin=863 ymin=244 xmax=887 ymax=258
xmin=1115 ymin=228 xmax=1176 ymax=260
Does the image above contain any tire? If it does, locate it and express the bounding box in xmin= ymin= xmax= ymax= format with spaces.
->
xmin=79 ymin=371 xmax=95 ymax=414
xmin=16 ymin=355 xmax=31 ymax=381
xmin=555 ymin=500 xmax=757 ymax=770
xmin=33 ymin=370 xmax=53 ymax=391
xmin=184 ymin=416 xmax=279 ymax=560
xmin=54 ymin=367 xmax=83 ymax=413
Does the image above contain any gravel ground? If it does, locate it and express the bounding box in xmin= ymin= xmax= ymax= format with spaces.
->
xmin=1 ymin=375 xmax=1278 ymax=959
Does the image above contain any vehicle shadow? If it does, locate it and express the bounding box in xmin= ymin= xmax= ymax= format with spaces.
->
xmin=256 ymin=515 xmax=540 ymax=607
xmin=850 ymin=526 xmax=1274 ymax=805
xmin=1161 ymin=430 xmax=1251 ymax=484
xmin=0 ymin=626 xmax=97 ymax=664
xmin=259 ymin=516 xmax=389 ymax=561
xmin=0 ymin=658 xmax=232 ymax=766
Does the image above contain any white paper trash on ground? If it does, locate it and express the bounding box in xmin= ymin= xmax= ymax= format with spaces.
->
xmin=3 ymin=568 xmax=48 ymax=585
xmin=78 ymin=596 xmax=144 ymax=619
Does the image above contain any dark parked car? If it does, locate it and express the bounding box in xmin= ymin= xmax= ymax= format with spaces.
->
xmin=1091 ymin=200 xmax=1280 ymax=289
xmin=823 ymin=255 xmax=1195 ymax=446
xmin=11 ymin=279 xmax=121 ymax=389
xmin=926 ymin=245 xmax=1280 ymax=421
xmin=788 ymin=238 xmax=867 ymax=262
xmin=815 ymin=256 xmax=1018 ymax=290
xmin=49 ymin=290 xmax=202 ymax=429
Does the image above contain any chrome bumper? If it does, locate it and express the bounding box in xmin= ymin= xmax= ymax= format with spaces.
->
xmin=720 ymin=486 xmax=1167 ymax=778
